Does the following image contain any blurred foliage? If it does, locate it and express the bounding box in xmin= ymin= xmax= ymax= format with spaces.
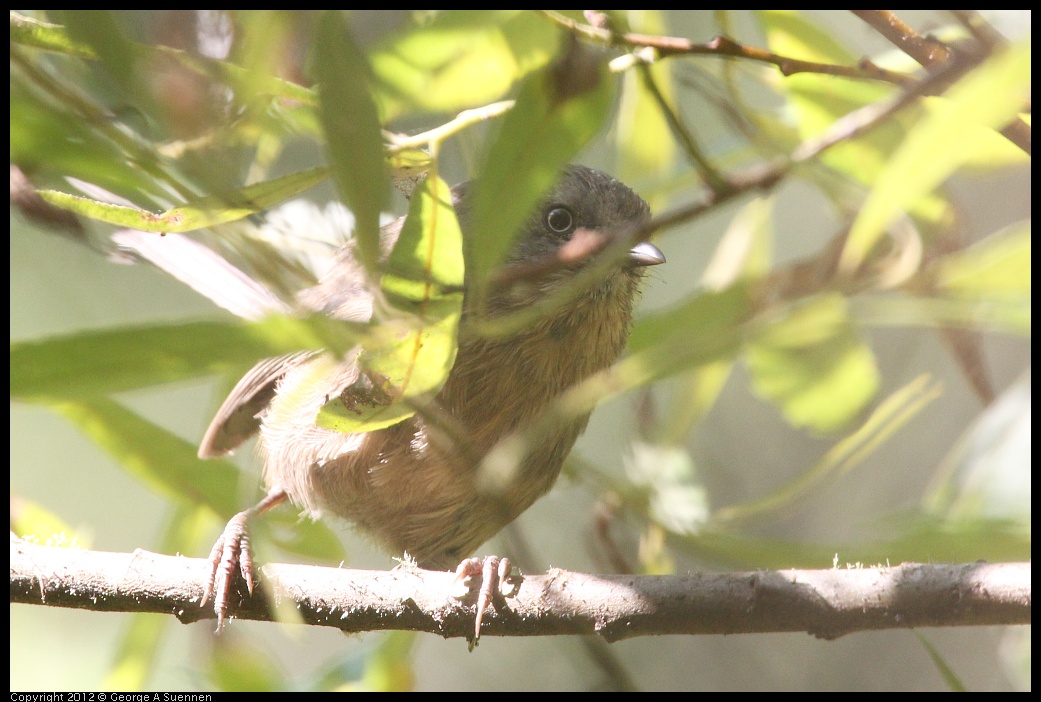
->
xmin=10 ymin=10 xmax=1030 ymax=692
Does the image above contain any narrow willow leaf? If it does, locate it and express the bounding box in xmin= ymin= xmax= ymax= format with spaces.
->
xmin=314 ymin=11 xmax=388 ymax=274
xmin=914 ymin=633 xmax=967 ymax=692
xmin=745 ymin=294 xmax=880 ymax=434
xmin=681 ymin=515 xmax=1029 ymax=569
xmin=11 ymin=11 xmax=316 ymax=106
xmin=54 ymin=398 xmax=241 ymax=516
xmin=53 ymin=11 xmax=140 ymax=99
xmin=10 ymin=496 xmax=82 ymax=546
xmin=842 ymin=38 xmax=1032 ymax=273
xmin=467 ymin=43 xmax=614 ymax=292
xmin=11 ymin=79 xmax=152 ymax=199
xmin=714 ymin=374 xmax=942 ymax=523
xmin=317 ymin=175 xmax=465 ymax=433
xmin=756 ymin=10 xmax=950 ymax=234
xmin=934 ymin=222 xmax=1031 ymax=297
xmin=852 ymin=294 xmax=1030 ymax=336
xmin=11 ymin=314 xmax=362 ymax=401
xmin=629 ymin=283 xmax=753 ymax=369
xmin=38 ymin=167 xmax=328 ymax=233
xmin=701 ymin=194 xmax=774 ymax=289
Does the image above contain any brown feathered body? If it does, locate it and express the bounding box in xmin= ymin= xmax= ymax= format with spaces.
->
xmin=201 ymin=166 xmax=658 ymax=568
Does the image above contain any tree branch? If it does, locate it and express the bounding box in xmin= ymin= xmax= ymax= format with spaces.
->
xmin=10 ymin=537 xmax=1030 ymax=641
xmin=541 ymin=10 xmax=920 ymax=88
xmin=852 ymin=9 xmax=1030 ymax=155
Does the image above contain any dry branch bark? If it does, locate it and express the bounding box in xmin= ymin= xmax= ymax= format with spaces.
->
xmin=10 ymin=536 xmax=1030 ymax=641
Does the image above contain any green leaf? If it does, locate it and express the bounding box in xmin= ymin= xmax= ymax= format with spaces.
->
xmin=267 ymin=509 xmax=347 ymax=563
xmin=10 ymin=78 xmax=155 ymax=199
xmin=628 ymin=283 xmax=754 ymax=379
xmin=52 ymin=11 xmax=140 ymax=99
xmin=467 ymin=43 xmax=615 ymax=292
xmin=11 ymin=314 xmax=362 ymax=401
xmin=714 ymin=374 xmax=942 ymax=523
xmin=54 ymin=398 xmax=241 ymax=516
xmin=380 ymin=175 xmax=465 ymax=307
xmin=314 ymin=11 xmax=388 ymax=274
xmin=852 ymin=293 xmax=1030 ymax=336
xmin=317 ymin=175 xmax=464 ymax=433
xmin=10 ymin=496 xmax=84 ymax=547
xmin=756 ymin=10 xmax=950 ymax=236
xmin=914 ymin=632 xmax=967 ymax=692
xmin=210 ymin=631 xmax=286 ymax=692
xmin=677 ymin=515 xmax=1030 ymax=570
xmin=842 ymin=38 xmax=1032 ymax=273
xmin=745 ymin=294 xmax=880 ymax=434
xmin=9 ymin=11 xmax=95 ymax=57
xmin=934 ymin=222 xmax=1031 ymax=298
xmin=370 ymin=11 xmax=556 ymax=121
xmin=38 ymin=167 xmax=328 ymax=233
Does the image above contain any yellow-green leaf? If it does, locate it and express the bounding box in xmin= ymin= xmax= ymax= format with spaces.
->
xmin=11 ymin=314 xmax=361 ymax=401
xmin=55 ymin=398 xmax=241 ymax=517
xmin=745 ymin=294 xmax=880 ymax=434
xmin=842 ymin=38 xmax=1032 ymax=273
xmin=934 ymin=222 xmax=1031 ymax=298
xmin=317 ymin=175 xmax=464 ymax=433
xmin=370 ymin=11 xmax=556 ymax=121
xmin=38 ymin=167 xmax=328 ymax=233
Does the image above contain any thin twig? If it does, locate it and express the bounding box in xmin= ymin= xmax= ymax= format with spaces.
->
xmin=541 ymin=10 xmax=920 ymax=88
xmin=852 ymin=9 xmax=1030 ymax=155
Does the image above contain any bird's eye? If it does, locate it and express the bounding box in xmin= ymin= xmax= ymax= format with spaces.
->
xmin=545 ymin=206 xmax=574 ymax=234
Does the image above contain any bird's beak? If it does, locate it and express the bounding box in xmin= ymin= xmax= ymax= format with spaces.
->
xmin=628 ymin=241 xmax=666 ymax=267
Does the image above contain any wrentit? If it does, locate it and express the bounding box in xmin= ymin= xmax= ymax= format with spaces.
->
xmin=197 ymin=165 xmax=664 ymax=626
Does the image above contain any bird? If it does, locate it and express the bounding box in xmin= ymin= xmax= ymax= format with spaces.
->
xmin=119 ymin=165 xmax=664 ymax=635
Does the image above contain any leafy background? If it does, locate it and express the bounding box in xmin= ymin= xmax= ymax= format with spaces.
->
xmin=10 ymin=10 xmax=1030 ymax=691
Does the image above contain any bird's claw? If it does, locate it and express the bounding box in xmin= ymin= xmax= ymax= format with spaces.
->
xmin=202 ymin=510 xmax=255 ymax=632
xmin=453 ymin=555 xmax=514 ymax=647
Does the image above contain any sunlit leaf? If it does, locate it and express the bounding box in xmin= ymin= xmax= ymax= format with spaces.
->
xmin=852 ymin=294 xmax=1030 ymax=336
xmin=9 ymin=11 xmax=95 ymax=57
xmin=933 ymin=222 xmax=1031 ymax=297
xmin=10 ymin=496 xmax=84 ymax=547
xmin=11 ymin=314 xmax=361 ymax=401
xmin=370 ymin=11 xmax=557 ymax=120
xmin=54 ymin=398 xmax=241 ymax=517
xmin=842 ymin=38 xmax=1032 ymax=272
xmin=628 ymin=283 xmax=754 ymax=379
xmin=745 ymin=294 xmax=880 ymax=433
xmin=615 ymin=10 xmax=676 ymax=207
xmin=318 ymin=175 xmax=464 ymax=433
xmin=38 ymin=167 xmax=328 ymax=233
xmin=756 ymin=10 xmax=950 ymax=234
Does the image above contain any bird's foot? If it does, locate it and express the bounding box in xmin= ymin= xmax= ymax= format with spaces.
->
xmin=202 ymin=510 xmax=255 ymax=632
xmin=201 ymin=490 xmax=286 ymax=631
xmin=453 ymin=555 xmax=516 ymax=648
